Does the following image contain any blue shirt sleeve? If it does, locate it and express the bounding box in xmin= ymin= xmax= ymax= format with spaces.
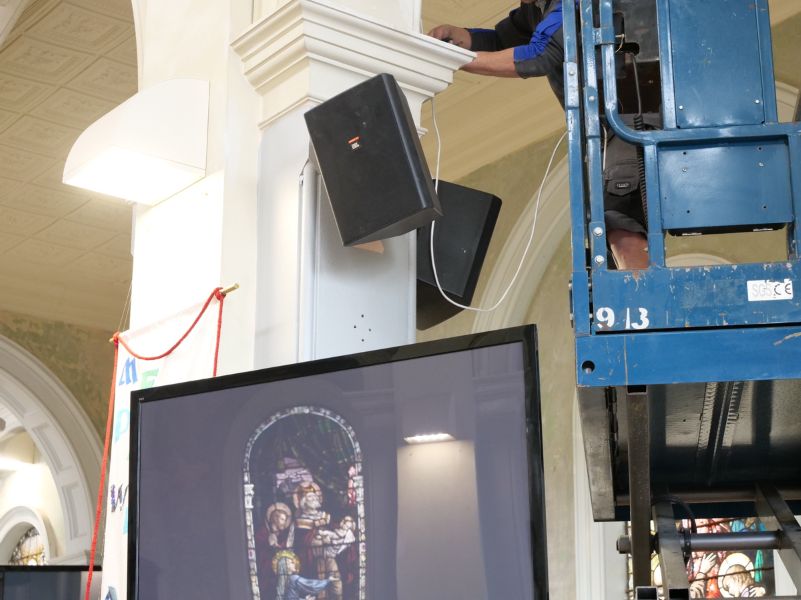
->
xmin=513 ymin=2 xmax=562 ymax=63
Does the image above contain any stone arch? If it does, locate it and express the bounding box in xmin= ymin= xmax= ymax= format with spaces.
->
xmin=0 ymin=336 xmax=101 ymax=563
xmin=0 ymin=506 xmax=52 ymax=564
xmin=473 ymin=154 xmax=570 ymax=332
xmin=0 ymin=0 xmax=29 ymax=47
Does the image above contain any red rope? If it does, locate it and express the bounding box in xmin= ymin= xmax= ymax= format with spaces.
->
xmin=213 ymin=288 xmax=224 ymax=377
xmin=113 ymin=287 xmax=223 ymax=361
xmin=84 ymin=339 xmax=118 ymax=600
xmin=84 ymin=287 xmax=227 ymax=600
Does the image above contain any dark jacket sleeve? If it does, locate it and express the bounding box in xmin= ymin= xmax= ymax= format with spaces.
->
xmin=514 ymin=27 xmax=564 ymax=80
xmin=468 ymin=3 xmax=543 ymax=52
xmin=496 ymin=4 xmax=544 ymax=48
xmin=468 ymin=2 xmax=564 ymax=80
xmin=507 ymin=2 xmax=564 ymax=81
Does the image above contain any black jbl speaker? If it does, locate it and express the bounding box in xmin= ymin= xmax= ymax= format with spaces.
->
xmin=304 ymin=73 xmax=442 ymax=246
xmin=417 ymin=181 xmax=502 ymax=329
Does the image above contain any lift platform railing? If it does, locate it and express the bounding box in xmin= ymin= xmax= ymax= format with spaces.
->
xmin=565 ymin=0 xmax=801 ymax=388
xmin=565 ymin=2 xmax=801 ymax=596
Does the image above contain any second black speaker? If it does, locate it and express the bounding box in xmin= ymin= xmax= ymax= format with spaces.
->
xmin=417 ymin=180 xmax=501 ymax=324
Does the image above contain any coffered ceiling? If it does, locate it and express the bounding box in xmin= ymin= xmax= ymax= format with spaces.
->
xmin=0 ymin=0 xmax=136 ymax=332
xmin=0 ymin=0 xmax=799 ymax=333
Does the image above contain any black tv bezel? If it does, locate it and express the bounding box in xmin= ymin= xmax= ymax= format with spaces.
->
xmin=127 ymin=324 xmax=548 ymax=599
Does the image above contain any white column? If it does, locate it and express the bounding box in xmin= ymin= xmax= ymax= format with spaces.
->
xmin=253 ymin=0 xmax=421 ymax=31
xmin=233 ymin=0 xmax=470 ymax=367
xmin=127 ymin=0 xmax=261 ymax=376
xmin=127 ymin=0 xmax=468 ymax=373
xmin=573 ymin=394 xmax=628 ymax=598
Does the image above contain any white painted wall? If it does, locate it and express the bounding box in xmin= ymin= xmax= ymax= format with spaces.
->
xmin=128 ymin=0 xmax=261 ymax=374
xmin=254 ymin=0 xmax=421 ymax=30
xmin=127 ymin=0 xmax=453 ymax=373
xmin=233 ymin=0 xmax=470 ymax=367
xmin=0 ymin=432 xmax=62 ymax=558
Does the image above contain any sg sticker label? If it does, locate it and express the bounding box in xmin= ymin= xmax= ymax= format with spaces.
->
xmin=747 ymin=279 xmax=794 ymax=302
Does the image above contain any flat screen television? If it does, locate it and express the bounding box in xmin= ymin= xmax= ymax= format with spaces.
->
xmin=0 ymin=566 xmax=100 ymax=600
xmin=128 ymin=326 xmax=548 ymax=599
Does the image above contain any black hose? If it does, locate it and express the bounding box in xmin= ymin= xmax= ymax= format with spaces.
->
xmin=631 ymin=55 xmax=648 ymax=225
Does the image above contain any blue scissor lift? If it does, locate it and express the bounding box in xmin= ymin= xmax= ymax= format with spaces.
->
xmin=565 ymin=1 xmax=801 ymax=597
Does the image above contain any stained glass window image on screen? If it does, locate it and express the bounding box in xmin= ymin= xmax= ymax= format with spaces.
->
xmin=130 ymin=329 xmax=547 ymax=600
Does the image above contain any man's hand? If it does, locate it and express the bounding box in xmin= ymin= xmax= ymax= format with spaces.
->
xmin=427 ymin=24 xmax=471 ymax=49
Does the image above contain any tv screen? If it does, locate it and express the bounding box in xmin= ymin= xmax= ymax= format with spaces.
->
xmin=129 ymin=326 xmax=548 ymax=599
xmin=0 ymin=566 xmax=100 ymax=600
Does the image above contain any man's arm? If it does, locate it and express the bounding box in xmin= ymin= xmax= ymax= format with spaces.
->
xmin=428 ymin=2 xmax=563 ymax=80
xmin=462 ymin=49 xmax=520 ymax=78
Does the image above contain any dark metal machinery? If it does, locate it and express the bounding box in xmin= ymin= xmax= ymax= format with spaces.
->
xmin=564 ymin=1 xmax=801 ymax=597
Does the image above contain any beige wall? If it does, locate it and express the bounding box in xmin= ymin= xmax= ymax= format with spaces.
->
xmin=419 ymin=130 xmax=568 ymax=340
xmin=774 ymin=13 xmax=801 ymax=90
xmin=0 ymin=309 xmax=112 ymax=438
xmin=417 ymin=132 xmax=577 ymax=599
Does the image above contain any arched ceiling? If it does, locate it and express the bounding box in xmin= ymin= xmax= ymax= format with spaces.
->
xmin=0 ymin=0 xmax=798 ymax=333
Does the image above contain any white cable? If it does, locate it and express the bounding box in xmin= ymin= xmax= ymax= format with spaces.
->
xmin=431 ymin=97 xmax=441 ymax=193
xmin=427 ymin=96 xmax=567 ymax=312
xmin=602 ymin=124 xmax=608 ymax=171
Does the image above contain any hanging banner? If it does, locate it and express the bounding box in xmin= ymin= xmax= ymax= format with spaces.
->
xmin=100 ymin=293 xmax=224 ymax=600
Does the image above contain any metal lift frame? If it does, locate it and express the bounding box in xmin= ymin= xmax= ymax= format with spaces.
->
xmin=567 ymin=0 xmax=801 ymax=390
xmin=564 ymin=0 xmax=801 ymax=597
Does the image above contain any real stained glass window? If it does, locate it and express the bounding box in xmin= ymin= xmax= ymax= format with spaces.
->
xmin=9 ymin=527 xmax=46 ymax=566
xmin=625 ymin=517 xmax=775 ymax=598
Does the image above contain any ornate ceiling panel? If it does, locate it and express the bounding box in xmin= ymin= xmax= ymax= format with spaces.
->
xmin=0 ymin=144 xmax=53 ymax=180
xmin=0 ymin=205 xmax=55 ymax=235
xmin=67 ymin=0 xmax=136 ymax=21
xmin=95 ymin=233 xmax=131 ymax=259
xmin=0 ymin=73 xmax=53 ymax=112
xmin=0 ymin=36 xmax=94 ymax=83
xmin=5 ymin=237 xmax=84 ymax=266
xmin=63 ymin=199 xmax=131 ymax=232
xmin=27 ymin=3 xmax=130 ymax=53
xmin=0 ymin=0 xmax=136 ymax=330
xmin=0 ymin=107 xmax=17 ymax=131
xmin=0 ymin=177 xmax=23 ymax=202
xmin=29 ymin=86 xmax=117 ymax=129
xmin=69 ymin=253 xmax=131 ymax=284
xmin=0 ymin=115 xmax=81 ymax=157
xmin=105 ymin=34 xmax=135 ymax=66
xmin=34 ymin=218 xmax=116 ymax=250
xmin=2 ymin=184 xmax=87 ymax=218
xmin=66 ymin=56 xmax=136 ymax=101
xmin=0 ymin=232 xmax=25 ymax=253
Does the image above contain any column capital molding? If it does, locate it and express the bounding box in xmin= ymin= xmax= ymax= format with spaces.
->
xmin=232 ymin=0 xmax=472 ymax=128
